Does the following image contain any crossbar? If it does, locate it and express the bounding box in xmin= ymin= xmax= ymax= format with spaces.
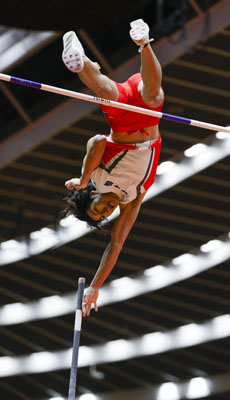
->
xmin=0 ymin=73 xmax=229 ymax=133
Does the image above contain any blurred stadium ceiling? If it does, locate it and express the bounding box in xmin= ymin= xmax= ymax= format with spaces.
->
xmin=0 ymin=1 xmax=229 ymax=400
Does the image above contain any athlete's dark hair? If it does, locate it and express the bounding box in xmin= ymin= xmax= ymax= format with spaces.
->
xmin=61 ymin=183 xmax=102 ymax=229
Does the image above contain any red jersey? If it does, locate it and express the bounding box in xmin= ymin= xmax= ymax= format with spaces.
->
xmin=100 ymin=73 xmax=164 ymax=133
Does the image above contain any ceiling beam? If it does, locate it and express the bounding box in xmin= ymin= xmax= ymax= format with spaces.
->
xmin=0 ymin=234 xmax=229 ymax=324
xmin=0 ymin=81 xmax=32 ymax=123
xmin=188 ymin=0 xmax=203 ymax=15
xmin=73 ymin=373 xmax=230 ymax=400
xmin=0 ymin=315 xmax=229 ymax=376
xmin=0 ymin=27 xmax=59 ymax=72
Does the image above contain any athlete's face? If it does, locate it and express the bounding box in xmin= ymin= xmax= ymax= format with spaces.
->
xmin=87 ymin=191 xmax=120 ymax=221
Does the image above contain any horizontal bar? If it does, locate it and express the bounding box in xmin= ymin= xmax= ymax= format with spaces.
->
xmin=0 ymin=73 xmax=229 ymax=133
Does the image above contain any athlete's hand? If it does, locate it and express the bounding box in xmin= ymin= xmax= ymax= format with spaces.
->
xmin=82 ymin=287 xmax=99 ymax=317
xmin=65 ymin=177 xmax=87 ymax=190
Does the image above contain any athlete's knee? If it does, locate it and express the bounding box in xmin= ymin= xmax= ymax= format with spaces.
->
xmin=97 ymin=77 xmax=118 ymax=100
xmin=142 ymin=86 xmax=163 ymax=107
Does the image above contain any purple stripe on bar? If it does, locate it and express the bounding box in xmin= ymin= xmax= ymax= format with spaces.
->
xmin=162 ymin=113 xmax=191 ymax=125
xmin=10 ymin=76 xmax=41 ymax=89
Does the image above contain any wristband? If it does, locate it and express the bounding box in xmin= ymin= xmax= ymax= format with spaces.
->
xmin=138 ymin=38 xmax=154 ymax=53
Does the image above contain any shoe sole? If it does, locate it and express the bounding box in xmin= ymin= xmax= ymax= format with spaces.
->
xmin=62 ymin=31 xmax=84 ymax=72
xmin=130 ymin=19 xmax=149 ymax=46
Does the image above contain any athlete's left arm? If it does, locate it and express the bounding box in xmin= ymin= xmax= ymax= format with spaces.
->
xmin=83 ymin=192 xmax=146 ymax=316
xmin=65 ymin=134 xmax=106 ymax=190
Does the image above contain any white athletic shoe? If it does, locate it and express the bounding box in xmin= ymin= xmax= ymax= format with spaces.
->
xmin=62 ymin=31 xmax=85 ymax=72
xmin=129 ymin=19 xmax=150 ymax=46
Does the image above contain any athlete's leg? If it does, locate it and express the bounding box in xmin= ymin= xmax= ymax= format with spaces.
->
xmin=139 ymin=45 xmax=163 ymax=106
xmin=62 ymin=31 xmax=118 ymax=100
xmin=130 ymin=19 xmax=163 ymax=107
xmin=79 ymin=57 xmax=119 ymax=100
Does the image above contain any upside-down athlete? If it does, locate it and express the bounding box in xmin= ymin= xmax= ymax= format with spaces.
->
xmin=62 ymin=19 xmax=164 ymax=316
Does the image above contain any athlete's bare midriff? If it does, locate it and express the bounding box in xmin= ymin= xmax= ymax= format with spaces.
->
xmin=111 ymin=124 xmax=159 ymax=144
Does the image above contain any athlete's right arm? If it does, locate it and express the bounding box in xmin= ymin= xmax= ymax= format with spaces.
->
xmin=82 ymin=192 xmax=146 ymax=316
xmin=65 ymin=134 xmax=106 ymax=190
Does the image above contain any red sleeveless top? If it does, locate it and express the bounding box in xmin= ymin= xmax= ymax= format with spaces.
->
xmin=100 ymin=73 xmax=164 ymax=133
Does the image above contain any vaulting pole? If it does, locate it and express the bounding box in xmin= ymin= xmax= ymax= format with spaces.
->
xmin=68 ymin=277 xmax=85 ymax=400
